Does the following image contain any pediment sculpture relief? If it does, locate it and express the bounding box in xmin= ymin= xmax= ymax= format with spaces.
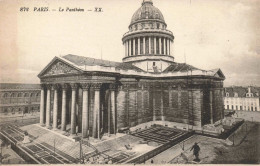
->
xmin=44 ymin=61 xmax=79 ymax=76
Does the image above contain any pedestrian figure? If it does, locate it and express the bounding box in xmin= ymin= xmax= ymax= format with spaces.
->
xmin=151 ymin=158 xmax=154 ymax=164
xmin=190 ymin=142 xmax=200 ymax=162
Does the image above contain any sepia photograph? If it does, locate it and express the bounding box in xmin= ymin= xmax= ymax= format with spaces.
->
xmin=0 ymin=0 xmax=259 ymax=164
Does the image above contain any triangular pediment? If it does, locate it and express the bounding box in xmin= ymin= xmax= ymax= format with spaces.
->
xmin=212 ymin=69 xmax=225 ymax=79
xmin=38 ymin=57 xmax=83 ymax=78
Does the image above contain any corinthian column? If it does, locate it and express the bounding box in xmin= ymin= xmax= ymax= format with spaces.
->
xmin=92 ymin=83 xmax=102 ymax=139
xmin=61 ymin=84 xmax=68 ymax=131
xmin=52 ymin=84 xmax=59 ymax=130
xmin=125 ymin=42 xmax=127 ymax=57
xmin=154 ymin=37 xmax=157 ymax=54
xmin=133 ymin=38 xmax=135 ymax=55
xmin=138 ymin=37 xmax=140 ymax=55
xmin=40 ymin=84 xmax=45 ymax=126
xmin=149 ymin=37 xmax=151 ymax=54
xmin=126 ymin=40 xmax=129 ymax=57
xmin=129 ymin=39 xmax=132 ymax=56
xmin=143 ymin=37 xmax=146 ymax=54
xmin=81 ymin=83 xmax=90 ymax=138
xmin=210 ymin=90 xmax=213 ymax=124
xmin=109 ymin=83 xmax=117 ymax=134
xmin=70 ymin=83 xmax=78 ymax=135
xmin=163 ymin=38 xmax=166 ymax=55
xmin=159 ymin=37 xmax=162 ymax=55
xmin=45 ymin=84 xmax=52 ymax=129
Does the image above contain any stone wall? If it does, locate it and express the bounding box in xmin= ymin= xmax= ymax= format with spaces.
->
xmin=115 ymin=80 xmax=218 ymax=130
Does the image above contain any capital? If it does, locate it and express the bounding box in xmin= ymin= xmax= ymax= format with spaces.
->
xmin=45 ymin=84 xmax=52 ymax=90
xmin=91 ymin=83 xmax=102 ymax=90
xmin=61 ymin=83 xmax=69 ymax=90
xmin=70 ymin=83 xmax=79 ymax=90
xmin=80 ymin=83 xmax=91 ymax=90
xmin=109 ymin=83 xmax=118 ymax=90
xmin=40 ymin=84 xmax=46 ymax=89
xmin=52 ymin=84 xmax=60 ymax=90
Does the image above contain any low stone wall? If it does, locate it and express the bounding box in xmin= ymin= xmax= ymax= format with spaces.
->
xmin=125 ymin=131 xmax=194 ymax=164
xmin=0 ymin=132 xmax=41 ymax=164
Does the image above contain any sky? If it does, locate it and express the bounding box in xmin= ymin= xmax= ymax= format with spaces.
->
xmin=0 ymin=0 xmax=259 ymax=87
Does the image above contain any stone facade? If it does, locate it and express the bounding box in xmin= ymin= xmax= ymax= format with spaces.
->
xmin=224 ymin=86 xmax=260 ymax=112
xmin=0 ymin=83 xmax=41 ymax=117
xmin=37 ymin=0 xmax=225 ymax=139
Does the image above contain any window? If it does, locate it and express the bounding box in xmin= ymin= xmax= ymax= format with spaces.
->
xmin=234 ymin=93 xmax=238 ymax=97
xmin=4 ymin=108 xmax=8 ymax=115
xmin=153 ymin=62 xmax=156 ymax=66
xmin=232 ymin=105 xmax=234 ymax=110
xmin=226 ymin=93 xmax=229 ymax=97
xmin=24 ymin=93 xmax=29 ymax=97
xmin=227 ymin=105 xmax=229 ymax=110
xmin=18 ymin=93 xmax=22 ymax=97
xmin=157 ymin=23 xmax=160 ymax=29
xmin=3 ymin=93 xmax=8 ymax=98
xmin=236 ymin=106 xmax=238 ymax=110
xmin=240 ymin=106 xmax=242 ymax=110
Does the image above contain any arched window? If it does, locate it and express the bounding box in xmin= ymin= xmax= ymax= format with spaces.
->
xmin=12 ymin=108 xmax=15 ymax=114
xmin=157 ymin=23 xmax=160 ymax=29
xmin=234 ymin=93 xmax=238 ymax=97
xmin=10 ymin=93 xmax=16 ymax=97
xmin=18 ymin=93 xmax=22 ymax=97
xmin=3 ymin=93 xmax=9 ymax=98
xmin=24 ymin=93 xmax=29 ymax=97
xmin=4 ymin=108 xmax=8 ymax=115
xmin=18 ymin=108 xmax=22 ymax=114
xmin=36 ymin=93 xmax=40 ymax=97
xmin=30 ymin=93 xmax=35 ymax=97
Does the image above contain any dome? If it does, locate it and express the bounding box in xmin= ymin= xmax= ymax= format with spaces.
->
xmin=130 ymin=0 xmax=165 ymax=26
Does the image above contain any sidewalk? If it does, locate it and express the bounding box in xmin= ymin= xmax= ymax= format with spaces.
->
xmin=1 ymin=145 xmax=25 ymax=164
xmin=145 ymin=135 xmax=227 ymax=164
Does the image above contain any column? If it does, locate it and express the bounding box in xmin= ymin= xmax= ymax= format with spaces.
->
xmin=210 ymin=90 xmax=213 ymax=124
xmin=126 ymin=40 xmax=129 ymax=57
xmin=40 ymin=84 xmax=45 ymax=126
xmin=61 ymin=84 xmax=68 ymax=131
xmin=133 ymin=38 xmax=135 ymax=56
xmin=81 ymin=83 xmax=90 ymax=138
xmin=52 ymin=84 xmax=59 ymax=130
xmin=109 ymin=84 xmax=117 ymax=134
xmin=149 ymin=37 xmax=151 ymax=54
xmin=159 ymin=37 xmax=162 ymax=55
xmin=45 ymin=84 xmax=51 ymax=128
xmin=129 ymin=39 xmax=132 ymax=56
xmin=125 ymin=42 xmax=127 ymax=57
xmin=163 ymin=38 xmax=166 ymax=55
xmin=138 ymin=37 xmax=140 ymax=55
xmin=92 ymin=83 xmax=102 ymax=139
xmin=70 ymin=83 xmax=78 ymax=135
xmin=154 ymin=37 xmax=157 ymax=54
xmin=167 ymin=39 xmax=170 ymax=55
xmin=143 ymin=37 xmax=145 ymax=55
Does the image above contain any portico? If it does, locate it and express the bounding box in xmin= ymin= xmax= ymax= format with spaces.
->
xmin=39 ymin=82 xmax=117 ymax=139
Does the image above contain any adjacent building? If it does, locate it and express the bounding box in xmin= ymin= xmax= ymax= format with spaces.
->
xmin=224 ymin=86 xmax=260 ymax=112
xmin=38 ymin=0 xmax=225 ymax=139
xmin=0 ymin=83 xmax=41 ymax=117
